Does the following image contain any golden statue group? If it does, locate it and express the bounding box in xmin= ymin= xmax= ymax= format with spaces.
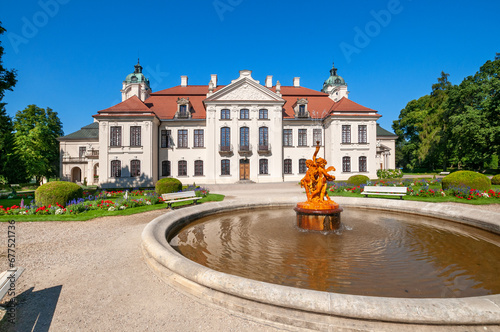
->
xmin=298 ymin=141 xmax=340 ymax=210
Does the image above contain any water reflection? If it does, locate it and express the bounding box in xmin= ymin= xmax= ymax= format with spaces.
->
xmin=170 ymin=208 xmax=500 ymax=298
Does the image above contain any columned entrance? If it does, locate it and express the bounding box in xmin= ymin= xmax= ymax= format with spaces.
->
xmin=239 ymin=159 xmax=250 ymax=180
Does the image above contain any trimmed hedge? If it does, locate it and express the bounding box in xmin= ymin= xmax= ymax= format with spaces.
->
xmin=155 ymin=178 xmax=182 ymax=195
xmin=441 ymin=171 xmax=491 ymax=191
xmin=35 ymin=181 xmax=83 ymax=207
xmin=377 ymin=169 xmax=403 ymax=179
xmin=347 ymin=175 xmax=370 ymax=185
xmin=491 ymin=174 xmax=500 ymax=185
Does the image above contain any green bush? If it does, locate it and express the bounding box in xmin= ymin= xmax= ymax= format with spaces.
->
xmin=347 ymin=175 xmax=370 ymax=185
xmin=441 ymin=171 xmax=491 ymax=191
xmin=155 ymin=178 xmax=182 ymax=195
xmin=35 ymin=181 xmax=83 ymax=207
xmin=491 ymin=174 xmax=500 ymax=185
xmin=377 ymin=169 xmax=403 ymax=179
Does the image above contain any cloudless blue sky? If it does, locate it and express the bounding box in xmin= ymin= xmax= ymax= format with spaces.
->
xmin=1 ymin=0 xmax=499 ymax=135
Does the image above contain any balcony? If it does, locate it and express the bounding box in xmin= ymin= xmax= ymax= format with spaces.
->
xmin=219 ymin=144 xmax=233 ymax=155
xmin=257 ymin=143 xmax=271 ymax=154
xmin=238 ymin=143 xmax=252 ymax=155
xmin=86 ymin=149 xmax=99 ymax=159
xmin=62 ymin=156 xmax=87 ymax=163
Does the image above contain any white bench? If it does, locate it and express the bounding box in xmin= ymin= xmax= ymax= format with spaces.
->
xmin=362 ymin=186 xmax=407 ymax=199
xmin=161 ymin=190 xmax=202 ymax=209
xmin=0 ymin=267 xmax=24 ymax=302
xmin=439 ymin=171 xmax=450 ymax=175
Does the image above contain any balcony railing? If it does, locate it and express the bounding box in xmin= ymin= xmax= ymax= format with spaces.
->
xmin=86 ymin=149 xmax=99 ymax=158
xmin=257 ymin=143 xmax=271 ymax=154
xmin=62 ymin=157 xmax=87 ymax=163
xmin=238 ymin=143 xmax=252 ymax=154
xmin=219 ymin=144 xmax=233 ymax=155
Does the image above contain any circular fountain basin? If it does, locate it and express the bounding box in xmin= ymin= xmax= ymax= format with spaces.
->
xmin=142 ymin=198 xmax=500 ymax=329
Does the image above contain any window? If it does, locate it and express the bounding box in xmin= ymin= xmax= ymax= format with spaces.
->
xmin=178 ymin=160 xmax=187 ymax=176
xmin=342 ymin=125 xmax=351 ymax=144
xmin=220 ymin=127 xmax=230 ymax=151
xmin=259 ymin=109 xmax=268 ymax=119
xmin=342 ymin=156 xmax=351 ymax=172
xmin=259 ymin=159 xmax=268 ymax=174
xmin=221 ymin=159 xmax=230 ymax=175
xmin=179 ymin=104 xmax=188 ymax=117
xmin=131 ymin=160 xmax=140 ymax=177
xmin=298 ymin=104 xmax=306 ymax=117
xmin=240 ymin=127 xmax=249 ymax=150
xmin=358 ymin=125 xmax=367 ymax=144
xmin=221 ymin=109 xmax=230 ymax=120
xmin=283 ymin=129 xmax=293 ymax=147
xmin=194 ymin=129 xmax=204 ymax=148
xmin=178 ymin=129 xmax=188 ymax=148
xmin=359 ymin=156 xmax=367 ymax=172
xmin=161 ymin=130 xmax=172 ymax=148
xmin=79 ymin=147 xmax=86 ymax=158
xmin=313 ymin=128 xmax=322 ymax=146
xmin=299 ymin=159 xmax=307 ymax=174
xmin=284 ymin=159 xmax=292 ymax=174
xmin=298 ymin=129 xmax=307 ymax=146
xmin=240 ymin=109 xmax=249 ymax=119
xmin=194 ymin=160 xmax=203 ymax=176
xmin=259 ymin=127 xmax=268 ymax=149
xmin=111 ymin=160 xmax=121 ymax=177
xmin=110 ymin=126 xmax=121 ymax=146
xmin=162 ymin=160 xmax=171 ymax=176
xmin=130 ymin=126 xmax=141 ymax=146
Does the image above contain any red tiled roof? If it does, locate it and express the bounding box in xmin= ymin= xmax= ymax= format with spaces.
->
xmin=145 ymin=94 xmax=207 ymax=119
xmin=329 ymin=97 xmax=376 ymax=112
xmin=97 ymin=95 xmax=151 ymax=113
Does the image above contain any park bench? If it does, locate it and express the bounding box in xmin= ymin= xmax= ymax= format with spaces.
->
xmin=439 ymin=171 xmax=450 ymax=175
xmin=362 ymin=186 xmax=407 ymax=199
xmin=161 ymin=191 xmax=202 ymax=209
xmin=0 ymin=267 xmax=24 ymax=303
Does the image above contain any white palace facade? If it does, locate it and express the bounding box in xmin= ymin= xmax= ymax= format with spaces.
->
xmin=58 ymin=61 xmax=397 ymax=188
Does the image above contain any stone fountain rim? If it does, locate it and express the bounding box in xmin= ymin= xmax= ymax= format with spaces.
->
xmin=141 ymin=197 xmax=500 ymax=325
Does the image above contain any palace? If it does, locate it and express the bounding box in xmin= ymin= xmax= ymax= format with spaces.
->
xmin=58 ymin=61 xmax=397 ymax=188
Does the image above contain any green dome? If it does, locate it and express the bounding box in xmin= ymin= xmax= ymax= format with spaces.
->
xmin=322 ymin=62 xmax=347 ymax=92
xmin=124 ymin=59 xmax=150 ymax=87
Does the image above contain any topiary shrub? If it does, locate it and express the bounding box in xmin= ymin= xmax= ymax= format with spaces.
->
xmin=441 ymin=171 xmax=491 ymax=191
xmin=35 ymin=181 xmax=83 ymax=207
xmin=491 ymin=174 xmax=500 ymax=185
xmin=347 ymin=175 xmax=370 ymax=186
xmin=377 ymin=168 xmax=403 ymax=179
xmin=155 ymin=178 xmax=182 ymax=195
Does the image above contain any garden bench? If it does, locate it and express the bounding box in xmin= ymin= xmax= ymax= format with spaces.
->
xmin=161 ymin=191 xmax=202 ymax=209
xmin=439 ymin=171 xmax=450 ymax=175
xmin=0 ymin=267 xmax=24 ymax=302
xmin=362 ymin=186 xmax=407 ymax=199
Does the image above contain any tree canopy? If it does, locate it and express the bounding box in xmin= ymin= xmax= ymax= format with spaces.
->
xmin=393 ymin=58 xmax=500 ymax=171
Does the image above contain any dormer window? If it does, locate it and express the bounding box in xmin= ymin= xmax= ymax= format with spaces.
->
xmin=176 ymin=98 xmax=191 ymax=118
xmin=295 ymin=98 xmax=309 ymax=118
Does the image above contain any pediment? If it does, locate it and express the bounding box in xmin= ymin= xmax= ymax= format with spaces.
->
xmin=205 ymin=78 xmax=283 ymax=102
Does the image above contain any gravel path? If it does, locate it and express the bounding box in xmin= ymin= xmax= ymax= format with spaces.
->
xmin=0 ymin=182 xmax=498 ymax=331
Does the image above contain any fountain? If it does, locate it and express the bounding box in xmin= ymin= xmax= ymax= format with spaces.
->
xmin=295 ymin=141 xmax=343 ymax=231
xmin=141 ymin=145 xmax=500 ymax=330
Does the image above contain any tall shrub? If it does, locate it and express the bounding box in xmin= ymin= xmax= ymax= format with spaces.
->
xmin=35 ymin=181 xmax=83 ymax=207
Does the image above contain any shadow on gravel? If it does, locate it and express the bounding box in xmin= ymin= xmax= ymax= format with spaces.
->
xmin=0 ymin=285 xmax=62 ymax=332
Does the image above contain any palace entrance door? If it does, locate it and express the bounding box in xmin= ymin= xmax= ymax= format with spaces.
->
xmin=239 ymin=159 xmax=250 ymax=180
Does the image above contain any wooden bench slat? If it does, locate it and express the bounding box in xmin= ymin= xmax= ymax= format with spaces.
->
xmin=362 ymin=186 xmax=407 ymax=199
xmin=0 ymin=267 xmax=24 ymax=301
xmin=161 ymin=191 xmax=201 ymax=208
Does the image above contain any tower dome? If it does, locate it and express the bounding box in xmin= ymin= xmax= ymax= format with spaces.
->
xmin=124 ymin=59 xmax=150 ymax=86
xmin=121 ymin=59 xmax=151 ymax=101
xmin=321 ymin=62 xmax=346 ymax=93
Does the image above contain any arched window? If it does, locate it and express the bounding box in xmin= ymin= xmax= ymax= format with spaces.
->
xmin=259 ymin=109 xmax=268 ymax=119
xmin=240 ymin=108 xmax=249 ymax=119
xmin=240 ymin=127 xmax=249 ymax=150
xmin=221 ymin=109 xmax=230 ymax=120
xmin=284 ymin=159 xmax=292 ymax=174
xmin=342 ymin=156 xmax=351 ymax=172
xmin=130 ymin=160 xmax=140 ymax=177
xmin=194 ymin=160 xmax=203 ymax=176
xmin=259 ymin=159 xmax=268 ymax=175
xmin=299 ymin=158 xmax=307 ymax=174
xmin=221 ymin=159 xmax=230 ymax=175
xmin=220 ymin=127 xmax=231 ymax=151
xmin=259 ymin=127 xmax=268 ymax=150
xmin=111 ymin=160 xmax=121 ymax=177
xmin=359 ymin=156 xmax=367 ymax=172
xmin=162 ymin=161 xmax=171 ymax=177
xmin=178 ymin=160 xmax=187 ymax=176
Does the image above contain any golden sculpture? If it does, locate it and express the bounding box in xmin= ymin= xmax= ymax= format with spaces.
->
xmin=298 ymin=141 xmax=339 ymax=210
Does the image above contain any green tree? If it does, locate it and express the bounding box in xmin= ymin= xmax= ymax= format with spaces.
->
xmin=0 ymin=22 xmax=19 ymax=182
xmin=447 ymin=59 xmax=500 ymax=169
xmin=13 ymin=105 xmax=64 ymax=184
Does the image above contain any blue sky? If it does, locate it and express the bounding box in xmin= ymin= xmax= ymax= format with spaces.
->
xmin=1 ymin=0 xmax=499 ymax=135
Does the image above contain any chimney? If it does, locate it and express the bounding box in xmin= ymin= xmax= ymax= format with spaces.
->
xmin=293 ymin=77 xmax=300 ymax=87
xmin=210 ymin=74 xmax=217 ymax=88
xmin=181 ymin=75 xmax=188 ymax=87
xmin=265 ymin=75 xmax=273 ymax=88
